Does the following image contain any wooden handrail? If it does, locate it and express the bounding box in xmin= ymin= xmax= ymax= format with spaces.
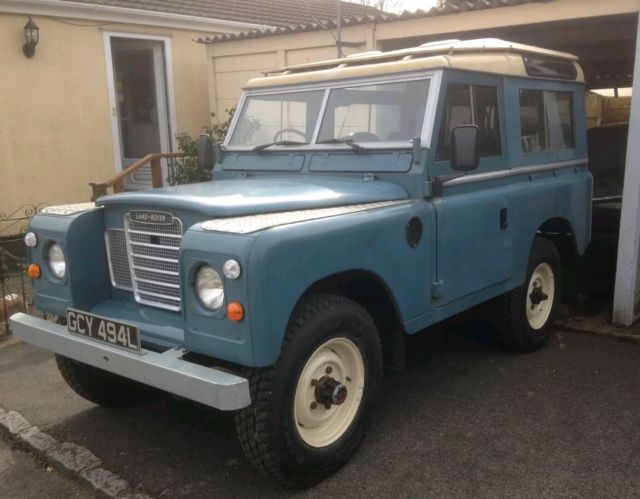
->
xmin=90 ymin=152 xmax=186 ymax=201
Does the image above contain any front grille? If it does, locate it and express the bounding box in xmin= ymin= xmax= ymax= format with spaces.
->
xmin=105 ymin=229 xmax=132 ymax=289
xmin=125 ymin=215 xmax=183 ymax=311
xmin=105 ymin=214 xmax=183 ymax=312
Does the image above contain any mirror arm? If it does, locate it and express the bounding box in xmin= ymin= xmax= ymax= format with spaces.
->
xmin=412 ymin=137 xmax=422 ymax=164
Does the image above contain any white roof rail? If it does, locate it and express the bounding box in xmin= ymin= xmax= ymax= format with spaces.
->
xmin=345 ymin=50 xmax=382 ymax=59
xmin=419 ymin=39 xmax=460 ymax=48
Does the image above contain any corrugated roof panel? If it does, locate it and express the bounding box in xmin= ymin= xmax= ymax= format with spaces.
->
xmin=198 ymin=0 xmax=551 ymax=44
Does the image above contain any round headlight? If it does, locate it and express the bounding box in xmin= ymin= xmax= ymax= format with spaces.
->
xmin=196 ymin=265 xmax=224 ymax=310
xmin=48 ymin=243 xmax=66 ymax=279
xmin=223 ymin=259 xmax=242 ymax=280
xmin=24 ymin=232 xmax=38 ymax=248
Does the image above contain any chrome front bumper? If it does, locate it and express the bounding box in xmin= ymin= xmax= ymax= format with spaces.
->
xmin=9 ymin=313 xmax=251 ymax=411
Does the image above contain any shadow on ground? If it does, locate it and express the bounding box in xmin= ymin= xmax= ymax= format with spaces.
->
xmin=29 ymin=323 xmax=639 ymax=499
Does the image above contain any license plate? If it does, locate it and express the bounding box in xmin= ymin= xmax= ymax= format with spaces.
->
xmin=66 ymin=309 xmax=141 ymax=353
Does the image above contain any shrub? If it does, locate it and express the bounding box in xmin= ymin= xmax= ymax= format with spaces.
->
xmin=168 ymin=107 xmax=235 ymax=186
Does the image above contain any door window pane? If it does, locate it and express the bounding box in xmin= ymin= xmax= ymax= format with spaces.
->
xmin=520 ymin=89 xmax=574 ymax=153
xmin=546 ymin=91 xmax=574 ymax=149
xmin=475 ymin=86 xmax=502 ymax=157
xmin=436 ymin=84 xmax=502 ymax=161
xmin=519 ymin=89 xmax=546 ymax=153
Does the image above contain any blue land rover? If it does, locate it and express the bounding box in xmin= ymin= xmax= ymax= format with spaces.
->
xmin=12 ymin=39 xmax=591 ymax=487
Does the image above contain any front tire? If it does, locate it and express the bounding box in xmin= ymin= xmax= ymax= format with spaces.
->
xmin=235 ymin=293 xmax=383 ymax=488
xmin=496 ymin=237 xmax=561 ymax=352
xmin=55 ymin=355 xmax=150 ymax=408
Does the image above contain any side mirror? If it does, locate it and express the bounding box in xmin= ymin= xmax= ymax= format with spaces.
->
xmin=451 ymin=125 xmax=479 ymax=172
xmin=198 ymin=134 xmax=215 ymax=171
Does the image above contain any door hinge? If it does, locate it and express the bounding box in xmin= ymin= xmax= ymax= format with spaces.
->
xmin=432 ymin=280 xmax=444 ymax=300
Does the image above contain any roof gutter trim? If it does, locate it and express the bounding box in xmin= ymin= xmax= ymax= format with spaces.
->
xmin=0 ymin=0 xmax=274 ymax=33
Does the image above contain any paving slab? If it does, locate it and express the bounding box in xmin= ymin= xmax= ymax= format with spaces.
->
xmin=46 ymin=441 xmax=102 ymax=474
xmin=18 ymin=426 xmax=59 ymax=453
xmin=80 ymin=467 xmax=130 ymax=497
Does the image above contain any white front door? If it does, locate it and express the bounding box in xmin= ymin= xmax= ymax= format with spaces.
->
xmin=105 ymin=35 xmax=173 ymax=190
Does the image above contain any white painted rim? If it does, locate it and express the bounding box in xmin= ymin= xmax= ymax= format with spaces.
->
xmin=526 ymin=263 xmax=555 ymax=330
xmin=293 ymin=337 xmax=365 ymax=448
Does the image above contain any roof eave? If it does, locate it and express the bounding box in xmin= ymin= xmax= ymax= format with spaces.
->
xmin=0 ymin=0 xmax=274 ymax=33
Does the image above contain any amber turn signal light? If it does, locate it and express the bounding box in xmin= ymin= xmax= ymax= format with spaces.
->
xmin=227 ymin=301 xmax=244 ymax=322
xmin=27 ymin=263 xmax=41 ymax=279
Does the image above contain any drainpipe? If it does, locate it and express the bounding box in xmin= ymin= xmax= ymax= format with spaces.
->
xmin=337 ymin=0 xmax=342 ymax=58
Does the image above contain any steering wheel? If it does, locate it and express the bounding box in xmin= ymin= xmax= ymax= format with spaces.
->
xmin=273 ymin=128 xmax=307 ymax=142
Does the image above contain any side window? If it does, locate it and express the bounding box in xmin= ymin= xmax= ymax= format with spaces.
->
xmin=436 ymin=83 xmax=502 ymax=161
xmin=520 ymin=89 xmax=574 ymax=153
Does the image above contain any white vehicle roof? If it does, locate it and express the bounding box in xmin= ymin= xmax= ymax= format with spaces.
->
xmin=246 ymin=38 xmax=583 ymax=89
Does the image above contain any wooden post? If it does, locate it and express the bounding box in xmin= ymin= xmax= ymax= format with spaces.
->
xmin=151 ymin=156 xmax=163 ymax=188
xmin=613 ymin=13 xmax=640 ymax=326
xmin=89 ymin=183 xmax=108 ymax=202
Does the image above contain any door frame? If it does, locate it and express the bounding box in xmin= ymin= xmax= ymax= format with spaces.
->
xmin=102 ymin=31 xmax=178 ymax=175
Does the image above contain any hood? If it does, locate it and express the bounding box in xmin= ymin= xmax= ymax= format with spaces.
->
xmin=97 ymin=176 xmax=409 ymax=217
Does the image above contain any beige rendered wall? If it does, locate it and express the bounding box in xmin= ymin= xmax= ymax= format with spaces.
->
xmin=206 ymin=0 xmax=640 ymax=124
xmin=206 ymin=26 xmax=373 ymax=123
xmin=0 ymin=13 xmax=213 ymax=233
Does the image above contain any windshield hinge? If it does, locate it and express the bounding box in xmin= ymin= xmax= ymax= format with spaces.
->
xmin=363 ymin=173 xmax=377 ymax=182
xmin=432 ymin=280 xmax=444 ymax=300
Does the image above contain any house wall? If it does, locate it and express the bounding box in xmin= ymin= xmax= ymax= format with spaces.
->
xmin=206 ymin=0 xmax=640 ymax=123
xmin=206 ymin=27 xmax=374 ymax=123
xmin=0 ymin=12 xmax=214 ymax=232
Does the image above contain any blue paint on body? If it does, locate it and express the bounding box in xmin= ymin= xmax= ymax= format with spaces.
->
xmin=27 ymin=67 xmax=592 ymax=369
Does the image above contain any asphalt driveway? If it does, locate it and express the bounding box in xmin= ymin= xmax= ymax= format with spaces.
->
xmin=0 ymin=324 xmax=639 ymax=498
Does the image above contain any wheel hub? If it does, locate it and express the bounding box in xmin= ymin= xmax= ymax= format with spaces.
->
xmin=526 ymin=263 xmax=555 ymax=330
xmin=529 ymin=284 xmax=549 ymax=307
xmin=293 ymin=337 xmax=365 ymax=448
xmin=314 ymin=376 xmax=348 ymax=408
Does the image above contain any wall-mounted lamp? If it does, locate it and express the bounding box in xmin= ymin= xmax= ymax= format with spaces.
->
xmin=23 ymin=16 xmax=39 ymax=58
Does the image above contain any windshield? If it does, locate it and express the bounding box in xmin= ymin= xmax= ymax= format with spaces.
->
xmin=227 ymin=77 xmax=430 ymax=148
xmin=228 ymin=90 xmax=324 ymax=146
xmin=318 ymin=79 xmax=430 ymax=144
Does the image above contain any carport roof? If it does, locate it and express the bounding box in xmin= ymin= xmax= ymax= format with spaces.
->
xmin=198 ymin=0 xmax=551 ymax=43
xmin=57 ymin=0 xmax=383 ymax=28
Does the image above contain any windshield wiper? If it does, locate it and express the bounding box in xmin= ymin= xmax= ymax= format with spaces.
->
xmin=252 ymin=140 xmax=308 ymax=152
xmin=318 ymin=138 xmax=368 ymax=153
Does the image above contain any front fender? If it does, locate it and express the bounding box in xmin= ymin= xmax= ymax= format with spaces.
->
xmin=246 ymin=200 xmax=435 ymax=366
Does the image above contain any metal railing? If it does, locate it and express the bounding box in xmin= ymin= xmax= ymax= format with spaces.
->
xmin=0 ymin=204 xmax=48 ymax=335
xmin=89 ymin=152 xmax=186 ymax=201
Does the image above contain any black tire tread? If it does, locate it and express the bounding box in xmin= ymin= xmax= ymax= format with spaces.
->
xmin=496 ymin=237 xmax=561 ymax=353
xmin=55 ymin=355 xmax=149 ymax=408
xmin=234 ymin=293 xmax=381 ymax=487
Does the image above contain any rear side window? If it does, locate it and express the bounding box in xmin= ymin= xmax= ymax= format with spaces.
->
xmin=436 ymin=83 xmax=502 ymax=161
xmin=520 ymin=89 xmax=574 ymax=153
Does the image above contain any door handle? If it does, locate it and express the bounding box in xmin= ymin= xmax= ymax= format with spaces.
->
xmin=500 ymin=208 xmax=508 ymax=230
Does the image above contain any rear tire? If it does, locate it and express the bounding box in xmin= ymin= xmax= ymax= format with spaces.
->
xmin=55 ymin=355 xmax=150 ymax=408
xmin=496 ymin=237 xmax=561 ymax=352
xmin=234 ymin=293 xmax=383 ymax=488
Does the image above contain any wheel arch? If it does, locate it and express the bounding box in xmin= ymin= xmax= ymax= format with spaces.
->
xmin=535 ymin=216 xmax=580 ymax=300
xmin=536 ymin=216 xmax=579 ymax=265
xmin=295 ymin=270 xmax=406 ymax=369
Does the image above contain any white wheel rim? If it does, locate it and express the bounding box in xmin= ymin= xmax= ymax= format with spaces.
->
xmin=293 ymin=337 xmax=365 ymax=448
xmin=526 ymin=263 xmax=555 ymax=330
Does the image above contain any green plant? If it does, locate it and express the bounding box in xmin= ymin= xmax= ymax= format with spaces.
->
xmin=168 ymin=107 xmax=236 ymax=186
